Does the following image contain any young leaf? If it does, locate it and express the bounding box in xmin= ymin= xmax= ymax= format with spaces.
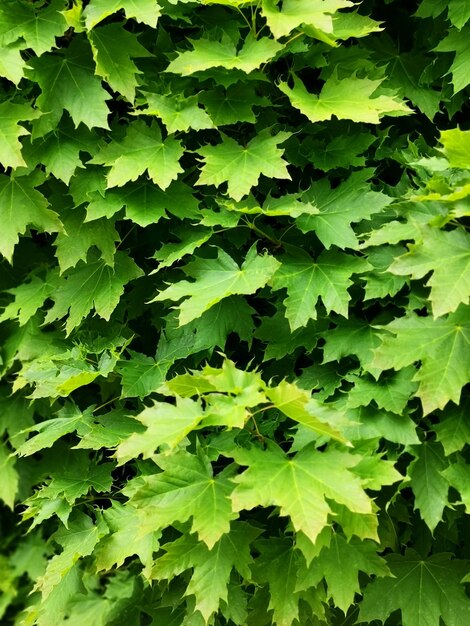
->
xmin=279 ymin=74 xmax=411 ymax=124
xmin=166 ymin=33 xmax=283 ymax=75
xmin=139 ymin=92 xmax=214 ymax=133
xmin=196 ymin=129 xmax=291 ymax=201
xmin=262 ymin=0 xmax=351 ymax=39
xmin=114 ymin=397 xmax=204 ymax=463
xmin=83 ymin=0 xmax=161 ymax=29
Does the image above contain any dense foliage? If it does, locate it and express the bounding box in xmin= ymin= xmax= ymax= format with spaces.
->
xmin=1 ymin=0 xmax=470 ymax=624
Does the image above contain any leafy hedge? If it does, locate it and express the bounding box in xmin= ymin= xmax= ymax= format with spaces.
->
xmin=1 ymin=0 xmax=470 ymax=624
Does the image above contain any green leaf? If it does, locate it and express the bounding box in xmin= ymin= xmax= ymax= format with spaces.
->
xmin=199 ymin=83 xmax=268 ymax=125
xmin=114 ymin=396 xmax=204 ymax=463
xmin=23 ymin=118 xmax=98 ymax=184
xmin=83 ymin=0 xmax=161 ymax=29
xmin=439 ymin=127 xmax=470 ymax=168
xmin=0 ymin=0 xmax=67 ymax=56
xmin=44 ymin=251 xmax=143 ymax=334
xmin=359 ymin=550 xmax=470 ymax=626
xmin=298 ymin=171 xmax=393 ymax=249
xmin=152 ymin=245 xmax=280 ymax=325
xmin=372 ymin=307 xmax=470 ymax=413
xmin=408 ymin=442 xmax=449 ymax=531
xmin=94 ymin=502 xmax=159 ymax=572
xmin=347 ymin=367 xmax=418 ymax=414
xmin=54 ymin=209 xmax=118 ymax=272
xmin=196 ymin=129 xmax=291 ymax=201
xmin=16 ymin=403 xmax=91 ymax=457
xmin=300 ymin=534 xmax=389 ymax=613
xmin=0 ymin=101 xmax=40 ymax=169
xmin=231 ymin=443 xmax=372 ymax=544
xmin=30 ymin=38 xmax=110 ymax=130
xmin=127 ymin=450 xmax=236 ymax=547
xmin=442 ymin=457 xmax=470 ymax=512
xmin=271 ymin=248 xmax=369 ymax=329
xmin=89 ymin=120 xmax=184 ymax=189
xmin=261 ymin=0 xmax=352 ymax=39
xmin=304 ymin=130 xmax=376 ymax=172
xmin=166 ymin=33 xmax=283 ymax=75
xmin=253 ymin=538 xmax=305 ymax=626
xmin=0 ymin=43 xmax=27 ymax=85
xmin=89 ymin=24 xmax=152 ymax=101
xmin=265 ymin=380 xmax=349 ymax=444
xmin=0 ymin=273 xmax=57 ymax=326
xmin=0 ymin=442 xmax=18 ymax=509
xmin=139 ymin=91 xmax=214 ymax=133
xmin=390 ymin=226 xmax=470 ymax=317
xmin=448 ymin=0 xmax=470 ymax=28
xmin=435 ymin=27 xmax=470 ymax=93
xmin=435 ymin=399 xmax=470 ymax=455
xmin=152 ymin=522 xmax=260 ymax=622
xmin=0 ymin=173 xmax=62 ymax=262
xmin=279 ymin=74 xmax=411 ymax=124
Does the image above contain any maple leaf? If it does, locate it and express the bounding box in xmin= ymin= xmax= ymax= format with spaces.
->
xmin=261 ymin=0 xmax=352 ymax=39
xmin=359 ymin=550 xmax=470 ymax=626
xmin=44 ymin=251 xmax=143 ymax=335
xmin=140 ymin=91 xmax=214 ymax=133
xmin=252 ymin=538 xmax=306 ymax=626
xmin=89 ymin=120 xmax=184 ymax=189
xmin=0 ymin=42 xmax=27 ymax=85
xmin=114 ymin=397 xmax=204 ymax=463
xmin=23 ymin=118 xmax=98 ymax=184
xmin=347 ymin=367 xmax=418 ymax=414
xmin=199 ymin=83 xmax=269 ymax=125
xmin=390 ymin=226 xmax=470 ymax=317
xmin=152 ymin=245 xmax=280 ymax=325
xmin=0 ymin=101 xmax=41 ymax=169
xmin=126 ymin=450 xmax=236 ymax=547
xmin=54 ymin=208 xmax=118 ymax=272
xmin=299 ymin=534 xmax=389 ymax=613
xmin=196 ymin=129 xmax=291 ymax=201
xmin=83 ymin=0 xmax=161 ymax=29
xmin=152 ymin=522 xmax=260 ymax=622
xmin=0 ymin=173 xmax=62 ymax=262
xmin=408 ymin=442 xmax=449 ymax=532
xmin=297 ymin=170 xmax=393 ymax=249
xmin=372 ymin=307 xmax=470 ymax=414
xmin=304 ymin=130 xmax=376 ymax=172
xmin=435 ymin=398 xmax=470 ymax=455
xmin=94 ymin=502 xmax=159 ymax=572
xmin=0 ymin=0 xmax=67 ymax=56
xmin=442 ymin=457 xmax=470 ymax=513
xmin=270 ymin=248 xmax=369 ymax=329
xmin=435 ymin=27 xmax=470 ymax=93
xmin=29 ymin=38 xmax=110 ymax=130
xmin=89 ymin=24 xmax=152 ymax=101
xmin=0 ymin=273 xmax=57 ymax=327
xmin=279 ymin=74 xmax=411 ymax=124
xmin=166 ymin=33 xmax=283 ymax=75
xmin=0 ymin=442 xmax=18 ymax=509
xmin=231 ymin=442 xmax=372 ymax=544
xmin=439 ymin=127 xmax=470 ymax=168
